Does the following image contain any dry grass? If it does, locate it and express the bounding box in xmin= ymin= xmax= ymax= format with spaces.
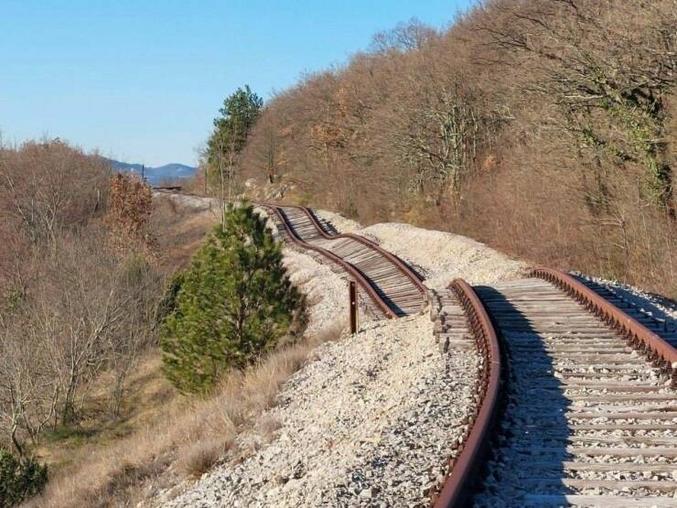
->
xmin=30 ymin=319 xmax=345 ymax=507
xmin=26 ymin=186 xmax=346 ymax=507
xmin=149 ymin=193 xmax=221 ymax=272
xmin=177 ymin=439 xmax=227 ymax=479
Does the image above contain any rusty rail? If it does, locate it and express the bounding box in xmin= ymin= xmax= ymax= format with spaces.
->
xmin=433 ymin=279 xmax=502 ymax=508
xmin=260 ymin=204 xmax=398 ymax=319
xmin=531 ymin=267 xmax=677 ymax=383
xmin=299 ymin=206 xmax=428 ymax=287
xmin=267 ymin=203 xmax=428 ymax=302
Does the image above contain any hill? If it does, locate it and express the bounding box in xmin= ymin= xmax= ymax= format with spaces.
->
xmin=234 ymin=0 xmax=676 ymax=298
xmin=106 ymin=158 xmax=197 ymax=185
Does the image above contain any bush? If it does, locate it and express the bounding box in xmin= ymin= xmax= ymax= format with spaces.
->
xmin=155 ymin=270 xmax=185 ymax=326
xmin=106 ymin=173 xmax=156 ymax=271
xmin=107 ymin=172 xmax=153 ymax=244
xmin=0 ymin=449 xmax=48 ymax=507
xmin=160 ymin=203 xmax=302 ymax=393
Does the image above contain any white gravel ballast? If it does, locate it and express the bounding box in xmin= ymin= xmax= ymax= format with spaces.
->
xmin=314 ymin=212 xmax=526 ymax=289
xmin=157 ymin=202 xmax=531 ymax=507
xmin=166 ymin=315 xmax=478 ymax=507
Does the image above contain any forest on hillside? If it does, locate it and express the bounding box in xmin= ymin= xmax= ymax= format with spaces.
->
xmin=218 ymin=0 xmax=676 ymax=297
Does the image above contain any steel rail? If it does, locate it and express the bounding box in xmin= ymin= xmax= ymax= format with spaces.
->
xmin=259 ymin=204 xmax=398 ymax=319
xmin=298 ymin=205 xmax=428 ymax=288
xmin=259 ymin=203 xmax=428 ymax=302
xmin=531 ymin=267 xmax=677 ymax=384
xmin=433 ymin=278 xmax=502 ymax=508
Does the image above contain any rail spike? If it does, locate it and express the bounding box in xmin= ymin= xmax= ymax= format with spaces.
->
xmin=433 ymin=279 xmax=501 ymax=508
xmin=530 ymin=267 xmax=677 ymax=385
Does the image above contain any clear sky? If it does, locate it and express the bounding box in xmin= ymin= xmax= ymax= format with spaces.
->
xmin=0 ymin=0 xmax=472 ymax=167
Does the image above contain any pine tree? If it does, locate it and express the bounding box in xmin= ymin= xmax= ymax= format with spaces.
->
xmin=206 ymin=85 xmax=263 ymax=190
xmin=160 ymin=203 xmax=301 ymax=393
xmin=0 ymin=449 xmax=47 ymax=506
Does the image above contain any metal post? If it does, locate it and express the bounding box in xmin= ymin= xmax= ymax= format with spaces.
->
xmin=349 ymin=280 xmax=357 ymax=334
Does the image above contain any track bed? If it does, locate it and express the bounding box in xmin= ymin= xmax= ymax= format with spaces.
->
xmin=266 ymin=204 xmax=427 ymax=318
xmin=470 ymin=278 xmax=676 ymax=507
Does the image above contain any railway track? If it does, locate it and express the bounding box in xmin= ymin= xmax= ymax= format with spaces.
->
xmin=436 ymin=270 xmax=677 ymax=507
xmin=574 ymin=275 xmax=677 ymax=348
xmin=261 ymin=203 xmax=428 ymax=319
xmin=155 ymin=189 xmax=676 ymax=505
xmin=152 ymin=189 xmax=428 ymax=319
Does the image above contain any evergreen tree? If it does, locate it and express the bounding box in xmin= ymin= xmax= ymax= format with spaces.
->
xmin=160 ymin=203 xmax=301 ymax=393
xmin=206 ymin=85 xmax=263 ymax=188
xmin=0 ymin=449 xmax=47 ymax=506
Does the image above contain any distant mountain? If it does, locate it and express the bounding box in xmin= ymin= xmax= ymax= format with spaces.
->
xmin=105 ymin=158 xmax=197 ymax=185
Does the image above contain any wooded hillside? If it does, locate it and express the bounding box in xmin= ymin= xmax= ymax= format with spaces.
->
xmin=235 ymin=0 xmax=676 ymax=297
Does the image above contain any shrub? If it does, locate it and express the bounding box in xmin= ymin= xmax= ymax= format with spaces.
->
xmin=0 ymin=449 xmax=48 ymax=506
xmin=155 ymin=270 xmax=185 ymax=326
xmin=160 ymin=203 xmax=302 ymax=393
xmin=107 ymin=172 xmax=154 ymax=250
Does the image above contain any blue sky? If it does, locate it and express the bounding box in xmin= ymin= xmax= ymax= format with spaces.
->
xmin=0 ymin=1 xmax=472 ymax=166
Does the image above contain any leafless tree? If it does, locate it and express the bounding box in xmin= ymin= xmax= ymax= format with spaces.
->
xmin=370 ymin=18 xmax=438 ymax=53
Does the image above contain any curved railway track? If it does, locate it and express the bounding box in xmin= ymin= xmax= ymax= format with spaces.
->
xmin=436 ymin=269 xmax=677 ymax=507
xmin=154 ymin=189 xmax=676 ymax=505
xmin=152 ymin=189 xmax=428 ymax=319
xmin=260 ymin=203 xmax=428 ymax=319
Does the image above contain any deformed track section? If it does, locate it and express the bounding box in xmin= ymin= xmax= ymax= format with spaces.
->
xmin=435 ymin=269 xmax=676 ymax=507
xmin=260 ymin=203 xmax=428 ymax=319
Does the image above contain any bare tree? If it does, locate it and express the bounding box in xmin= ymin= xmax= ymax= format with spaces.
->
xmin=370 ymin=18 xmax=438 ymax=53
xmin=480 ymin=0 xmax=676 ymax=216
xmin=0 ymin=139 xmax=109 ymax=243
xmin=0 ymin=319 xmax=58 ymax=454
xmin=0 ymin=141 xmax=164 ymax=457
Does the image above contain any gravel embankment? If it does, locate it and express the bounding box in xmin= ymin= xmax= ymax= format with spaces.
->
xmin=315 ymin=212 xmax=526 ymax=289
xmin=281 ymin=248 xmax=350 ymax=337
xmin=155 ymin=199 xmax=527 ymax=507
xmin=166 ymin=315 xmax=478 ymax=507
xmin=573 ymin=272 xmax=677 ymax=322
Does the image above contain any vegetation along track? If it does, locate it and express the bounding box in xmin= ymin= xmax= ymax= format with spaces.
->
xmin=151 ymin=189 xmax=427 ymax=318
xmin=437 ymin=269 xmax=676 ymax=507
xmin=260 ymin=203 xmax=428 ymax=318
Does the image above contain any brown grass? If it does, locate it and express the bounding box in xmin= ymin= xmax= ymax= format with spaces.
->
xmin=23 ymin=190 xmax=346 ymax=507
xmin=31 ymin=317 xmax=345 ymax=507
xmin=177 ymin=439 xmax=227 ymax=479
xmin=149 ymin=194 xmax=221 ymax=272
